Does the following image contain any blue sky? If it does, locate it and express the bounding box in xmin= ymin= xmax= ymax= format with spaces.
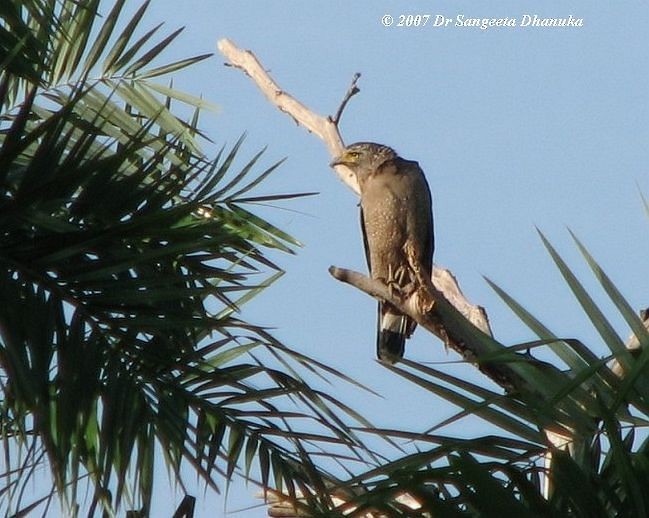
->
xmin=123 ymin=1 xmax=649 ymax=515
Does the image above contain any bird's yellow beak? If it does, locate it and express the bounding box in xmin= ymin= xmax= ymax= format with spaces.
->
xmin=329 ymin=154 xmax=345 ymax=167
xmin=330 ymin=150 xmax=356 ymax=168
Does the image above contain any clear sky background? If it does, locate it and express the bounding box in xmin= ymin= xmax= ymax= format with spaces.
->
xmin=88 ymin=1 xmax=649 ymax=516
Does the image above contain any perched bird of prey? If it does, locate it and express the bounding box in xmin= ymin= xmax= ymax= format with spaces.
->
xmin=331 ymin=142 xmax=434 ymax=363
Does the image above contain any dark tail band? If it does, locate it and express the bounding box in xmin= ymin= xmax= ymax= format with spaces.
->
xmin=376 ymin=303 xmax=408 ymax=364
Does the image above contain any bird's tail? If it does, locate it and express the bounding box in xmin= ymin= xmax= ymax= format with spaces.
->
xmin=376 ymin=303 xmax=409 ymax=364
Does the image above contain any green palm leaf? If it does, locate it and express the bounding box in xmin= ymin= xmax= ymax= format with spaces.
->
xmin=0 ymin=1 xmax=374 ymax=515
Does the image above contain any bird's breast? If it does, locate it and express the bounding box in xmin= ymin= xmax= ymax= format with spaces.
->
xmin=361 ymin=181 xmax=409 ymax=277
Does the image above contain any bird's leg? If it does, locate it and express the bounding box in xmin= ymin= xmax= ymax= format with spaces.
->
xmin=394 ymin=264 xmax=408 ymax=286
xmin=386 ymin=263 xmax=401 ymax=298
xmin=396 ymin=265 xmax=416 ymax=297
xmin=404 ymin=242 xmax=436 ymax=313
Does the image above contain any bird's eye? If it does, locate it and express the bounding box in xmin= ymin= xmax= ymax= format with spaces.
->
xmin=348 ymin=151 xmax=359 ymax=158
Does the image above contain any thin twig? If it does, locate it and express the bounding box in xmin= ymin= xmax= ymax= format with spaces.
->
xmin=331 ymin=73 xmax=361 ymax=125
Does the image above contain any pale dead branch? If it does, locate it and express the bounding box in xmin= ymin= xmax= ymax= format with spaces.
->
xmin=217 ymin=38 xmax=492 ymax=341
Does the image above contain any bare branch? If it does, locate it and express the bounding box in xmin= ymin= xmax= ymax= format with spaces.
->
xmin=433 ymin=268 xmax=492 ymax=336
xmin=217 ymin=38 xmax=359 ymax=194
xmin=331 ymin=72 xmax=361 ymax=125
xmin=329 ymin=266 xmax=556 ymax=394
xmin=217 ymin=38 xmax=492 ymax=335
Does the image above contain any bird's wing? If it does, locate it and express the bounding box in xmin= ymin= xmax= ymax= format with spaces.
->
xmin=416 ymin=162 xmax=434 ymax=276
xmin=359 ymin=206 xmax=372 ymax=273
xmin=400 ymin=159 xmax=434 ymax=275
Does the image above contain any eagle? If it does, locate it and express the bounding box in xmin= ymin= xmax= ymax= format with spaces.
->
xmin=331 ymin=142 xmax=434 ymax=364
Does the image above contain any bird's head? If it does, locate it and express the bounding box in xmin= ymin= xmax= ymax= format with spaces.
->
xmin=330 ymin=142 xmax=397 ymax=171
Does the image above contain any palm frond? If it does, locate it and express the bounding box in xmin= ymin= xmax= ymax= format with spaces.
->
xmin=314 ymin=228 xmax=649 ymax=516
xmin=0 ymin=1 xmax=375 ymax=515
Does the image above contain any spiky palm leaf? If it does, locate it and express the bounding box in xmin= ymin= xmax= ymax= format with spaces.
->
xmin=0 ymin=1 xmax=372 ymax=515
xmin=296 ymin=230 xmax=649 ymax=517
